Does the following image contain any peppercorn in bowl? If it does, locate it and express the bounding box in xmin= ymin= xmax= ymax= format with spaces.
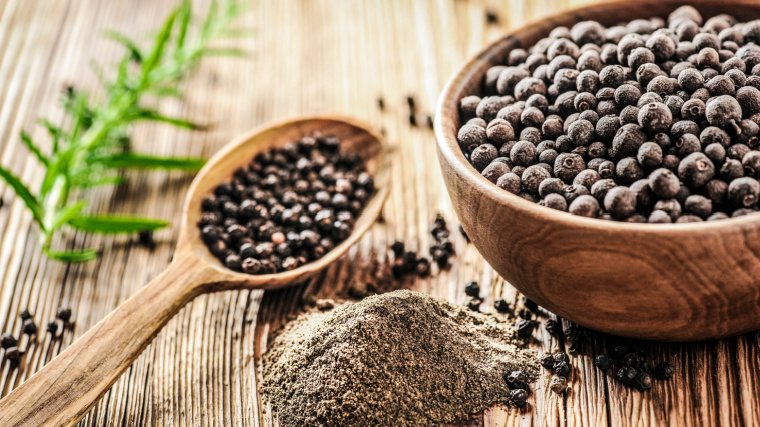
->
xmin=435 ymin=0 xmax=760 ymax=341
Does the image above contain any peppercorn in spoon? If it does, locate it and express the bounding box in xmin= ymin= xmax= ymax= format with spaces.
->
xmin=0 ymin=116 xmax=390 ymax=427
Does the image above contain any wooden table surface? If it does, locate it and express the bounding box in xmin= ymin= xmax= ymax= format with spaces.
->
xmin=1 ymin=0 xmax=759 ymax=425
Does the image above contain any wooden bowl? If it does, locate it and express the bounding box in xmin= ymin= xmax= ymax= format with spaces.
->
xmin=435 ymin=0 xmax=760 ymax=341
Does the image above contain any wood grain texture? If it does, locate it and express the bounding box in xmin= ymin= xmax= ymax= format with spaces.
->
xmin=0 ymin=0 xmax=758 ymax=426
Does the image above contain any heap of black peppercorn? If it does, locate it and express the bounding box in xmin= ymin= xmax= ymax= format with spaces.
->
xmin=198 ymin=133 xmax=375 ymax=274
xmin=458 ymin=6 xmax=760 ymax=222
xmin=389 ymin=240 xmax=432 ymax=279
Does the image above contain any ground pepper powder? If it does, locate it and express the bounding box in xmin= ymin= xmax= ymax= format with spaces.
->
xmin=261 ymin=290 xmax=538 ymax=427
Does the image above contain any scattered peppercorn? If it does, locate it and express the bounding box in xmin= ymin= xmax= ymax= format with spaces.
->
xmin=544 ymin=319 xmax=561 ymax=336
xmin=554 ymin=360 xmax=571 ymax=377
xmin=516 ymin=319 xmax=535 ymax=338
xmin=137 ymin=229 xmax=155 ymax=249
xmin=494 ymin=297 xmax=510 ymax=313
xmin=56 ymin=307 xmax=72 ymax=323
xmin=549 ymin=376 xmax=568 ymax=393
xmin=5 ymin=347 xmax=20 ymax=366
xmin=655 ymin=361 xmax=675 ymax=380
xmin=22 ymin=319 xmax=37 ymax=335
xmin=46 ymin=320 xmax=58 ymax=335
xmin=510 ymin=388 xmax=528 ymax=407
xmin=19 ymin=309 xmax=32 ymax=321
xmin=457 ymin=7 xmax=760 ymax=222
xmin=429 ymin=214 xmax=455 ymax=268
xmin=1 ymin=334 xmax=16 ymax=349
xmin=485 ymin=8 xmax=499 ymax=25
xmin=594 ymin=354 xmax=612 ymax=371
xmin=522 ymin=297 xmax=538 ymax=312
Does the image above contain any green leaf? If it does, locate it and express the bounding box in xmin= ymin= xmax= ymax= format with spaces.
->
xmin=51 ymin=200 xmax=87 ymax=231
xmin=202 ymin=1 xmax=219 ymax=38
xmin=141 ymin=8 xmax=178 ymax=79
xmin=129 ymin=109 xmax=206 ymax=129
xmin=148 ymin=86 xmax=184 ymax=98
xmin=38 ymin=118 xmax=64 ymax=153
xmin=67 ymin=214 xmax=168 ymax=234
xmin=104 ymin=30 xmax=143 ymax=63
xmin=20 ymin=131 xmax=49 ymax=166
xmin=101 ymin=153 xmax=205 ymax=170
xmin=220 ymin=28 xmax=257 ymax=38
xmin=71 ymin=175 xmax=125 ymax=188
xmin=43 ymin=247 xmax=99 ymax=262
xmin=175 ymin=1 xmax=192 ymax=49
xmin=200 ymin=47 xmax=247 ymax=57
xmin=0 ymin=165 xmax=43 ymax=226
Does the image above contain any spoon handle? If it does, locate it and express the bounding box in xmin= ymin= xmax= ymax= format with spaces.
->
xmin=0 ymin=254 xmax=210 ymax=427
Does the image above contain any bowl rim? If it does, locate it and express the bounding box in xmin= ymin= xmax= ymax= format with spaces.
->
xmin=434 ymin=0 xmax=760 ymax=235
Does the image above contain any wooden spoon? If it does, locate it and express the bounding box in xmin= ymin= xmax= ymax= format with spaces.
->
xmin=0 ymin=116 xmax=389 ymax=427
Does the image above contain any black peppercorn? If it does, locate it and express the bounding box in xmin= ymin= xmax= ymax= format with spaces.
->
xmin=622 ymin=353 xmax=642 ymax=368
xmin=467 ymin=298 xmax=481 ymax=312
xmin=538 ymin=192 xmax=567 ymax=211
xmin=635 ymin=373 xmax=653 ymax=390
xmin=46 ymin=320 xmax=58 ymax=335
xmin=550 ymin=376 xmax=569 ymax=394
xmin=611 ymin=124 xmax=647 ymax=161
xmin=569 ymin=195 xmax=600 ymax=218
xmin=496 ymin=173 xmax=522 ymax=194
xmin=494 ymin=298 xmax=510 ymax=313
xmin=544 ymin=319 xmax=561 ymax=336
xmin=554 ymin=153 xmax=586 ymax=183
xmin=678 ymin=68 xmax=704 ymax=92
xmin=655 ymin=361 xmax=675 ymax=380
xmin=604 ymin=186 xmax=637 ymax=219
xmin=506 ymin=370 xmax=528 ymax=390
xmin=22 ymin=319 xmax=37 ymax=335
xmin=56 ymin=307 xmax=72 ymax=323
xmin=510 ymin=388 xmax=528 ymax=407
xmin=591 ymin=179 xmax=617 ymax=203
xmin=594 ymin=354 xmax=612 ymax=371
xmin=678 ymin=152 xmax=715 ymax=188
xmin=728 ymin=177 xmax=760 ymax=207
xmin=637 ymin=142 xmax=663 ymax=168
xmin=654 ymin=198 xmax=683 ymax=220
xmin=20 ymin=309 xmax=32 ymax=321
xmin=554 ymin=360 xmax=571 ymax=377
xmin=5 ymin=347 xmax=20 ymax=365
xmin=541 ymin=353 xmax=556 ymax=370
xmin=516 ymin=319 xmax=535 ymax=338
xmin=510 ymin=141 xmax=537 ymax=167
xmin=706 ymin=95 xmax=742 ymax=132
xmin=616 ymin=158 xmax=645 ymax=185
xmin=1 ymin=334 xmax=16 ymax=349
xmin=464 ymin=281 xmax=480 ymax=298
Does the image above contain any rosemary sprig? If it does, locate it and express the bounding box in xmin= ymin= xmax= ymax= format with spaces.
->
xmin=0 ymin=1 xmax=247 ymax=261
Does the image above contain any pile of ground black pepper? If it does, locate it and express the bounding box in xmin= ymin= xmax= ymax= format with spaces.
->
xmin=262 ymin=290 xmax=538 ymax=427
xmin=459 ymin=6 xmax=760 ymax=222
xmin=198 ymin=133 xmax=375 ymax=274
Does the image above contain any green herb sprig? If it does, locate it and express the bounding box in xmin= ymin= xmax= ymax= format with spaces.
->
xmin=0 ymin=1 xmax=248 ymax=262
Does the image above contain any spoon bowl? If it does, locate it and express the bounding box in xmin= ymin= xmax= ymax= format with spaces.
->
xmin=0 ymin=116 xmax=389 ymax=427
xmin=181 ymin=116 xmax=389 ymax=291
